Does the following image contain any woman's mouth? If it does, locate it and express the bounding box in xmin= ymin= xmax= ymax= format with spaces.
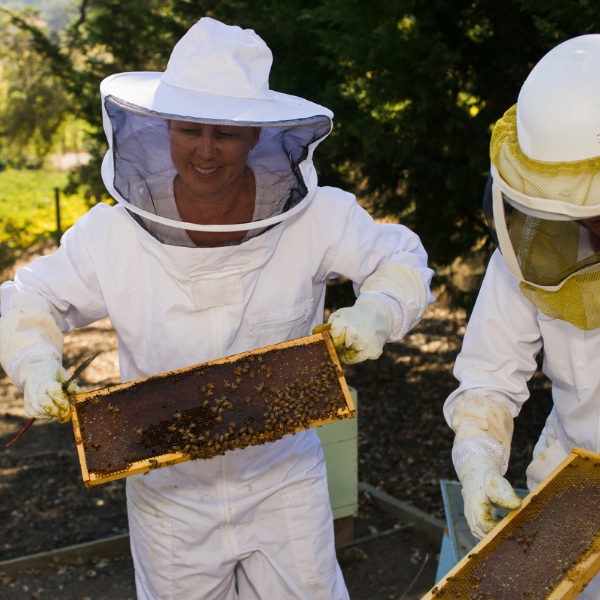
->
xmin=192 ymin=165 xmax=219 ymax=176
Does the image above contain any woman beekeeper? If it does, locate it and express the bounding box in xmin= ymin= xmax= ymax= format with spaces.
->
xmin=0 ymin=18 xmax=434 ymax=600
xmin=444 ymin=34 xmax=600 ymax=600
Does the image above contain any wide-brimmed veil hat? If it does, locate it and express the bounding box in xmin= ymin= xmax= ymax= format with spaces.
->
xmin=100 ymin=17 xmax=333 ymax=244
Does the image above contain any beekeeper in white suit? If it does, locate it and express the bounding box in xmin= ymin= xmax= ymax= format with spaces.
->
xmin=0 ymin=18 xmax=434 ymax=600
xmin=445 ymin=34 xmax=600 ymax=599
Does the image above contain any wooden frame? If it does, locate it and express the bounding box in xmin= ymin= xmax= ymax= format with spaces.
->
xmin=71 ymin=331 xmax=355 ymax=488
xmin=421 ymin=448 xmax=600 ymax=600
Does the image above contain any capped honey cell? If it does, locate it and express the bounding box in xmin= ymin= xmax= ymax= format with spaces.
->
xmin=72 ymin=333 xmax=354 ymax=487
xmin=424 ymin=450 xmax=600 ymax=600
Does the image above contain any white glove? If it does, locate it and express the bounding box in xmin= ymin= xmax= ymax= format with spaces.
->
xmin=19 ymin=354 xmax=82 ymax=423
xmin=458 ymin=453 xmax=522 ymax=540
xmin=325 ymin=293 xmax=395 ymax=364
xmin=313 ymin=262 xmax=430 ymax=364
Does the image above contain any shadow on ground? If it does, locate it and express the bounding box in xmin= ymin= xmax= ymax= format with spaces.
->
xmin=0 ymin=305 xmax=553 ymax=599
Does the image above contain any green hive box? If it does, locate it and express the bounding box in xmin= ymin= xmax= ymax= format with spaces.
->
xmin=317 ymin=386 xmax=358 ymax=521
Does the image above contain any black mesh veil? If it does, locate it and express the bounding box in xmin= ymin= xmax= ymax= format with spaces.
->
xmin=104 ymin=95 xmax=332 ymax=247
xmin=483 ymin=174 xmax=513 ymax=250
xmin=482 ymin=174 xmax=498 ymax=247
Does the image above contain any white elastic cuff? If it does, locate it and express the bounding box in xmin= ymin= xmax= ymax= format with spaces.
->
xmin=452 ymin=437 xmax=509 ymax=476
xmin=5 ymin=343 xmax=62 ymax=392
xmin=360 ymin=290 xmax=410 ymax=342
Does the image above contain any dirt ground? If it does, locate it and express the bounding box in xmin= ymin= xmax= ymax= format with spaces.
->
xmin=343 ymin=306 xmax=554 ymax=516
xmin=0 ymin=315 xmax=442 ymax=599
xmin=0 ymin=267 xmax=554 ymax=598
xmin=0 ymin=494 xmax=439 ymax=600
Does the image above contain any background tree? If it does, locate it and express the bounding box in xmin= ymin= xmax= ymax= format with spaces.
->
xmin=5 ymin=0 xmax=600 ymax=302
xmin=0 ymin=8 xmax=69 ymax=166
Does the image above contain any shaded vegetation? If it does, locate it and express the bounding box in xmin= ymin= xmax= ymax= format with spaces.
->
xmin=2 ymin=1 xmax=600 ymax=300
xmin=0 ymin=168 xmax=92 ymax=272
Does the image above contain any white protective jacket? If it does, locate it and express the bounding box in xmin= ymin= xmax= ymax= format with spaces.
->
xmin=445 ymin=249 xmax=600 ymax=600
xmin=1 ymin=188 xmax=434 ymax=600
xmin=445 ymin=249 xmax=600 ymax=489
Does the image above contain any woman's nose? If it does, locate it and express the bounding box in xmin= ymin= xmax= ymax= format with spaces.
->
xmin=195 ymin=134 xmax=218 ymax=160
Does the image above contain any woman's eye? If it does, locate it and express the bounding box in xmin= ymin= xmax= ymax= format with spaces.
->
xmin=173 ymin=128 xmax=196 ymax=136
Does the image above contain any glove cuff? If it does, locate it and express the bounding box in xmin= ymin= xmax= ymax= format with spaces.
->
xmin=453 ymin=437 xmax=509 ymax=477
xmin=451 ymin=395 xmax=514 ymax=452
xmin=359 ymin=263 xmax=432 ymax=329
xmin=6 ymin=344 xmax=62 ymax=392
xmin=357 ymin=291 xmax=410 ymax=342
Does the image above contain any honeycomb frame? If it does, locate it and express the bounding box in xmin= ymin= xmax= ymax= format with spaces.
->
xmin=70 ymin=331 xmax=355 ymax=488
xmin=422 ymin=448 xmax=600 ymax=600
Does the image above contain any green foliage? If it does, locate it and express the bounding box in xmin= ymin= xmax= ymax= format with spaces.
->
xmin=0 ymin=168 xmax=91 ymax=272
xmin=53 ymin=113 xmax=89 ymax=154
xmin=0 ymin=0 xmax=76 ymax=31
xmin=0 ymin=8 xmax=71 ymax=165
xmin=6 ymin=0 xmax=600 ymax=289
xmin=313 ymin=0 xmax=600 ymax=267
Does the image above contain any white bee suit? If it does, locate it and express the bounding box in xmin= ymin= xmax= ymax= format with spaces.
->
xmin=444 ymin=34 xmax=600 ymax=600
xmin=445 ymin=249 xmax=600 ymax=486
xmin=0 ymin=17 xmax=436 ymax=599
xmin=444 ymin=250 xmax=600 ymax=600
xmin=1 ymin=189 xmax=433 ymax=599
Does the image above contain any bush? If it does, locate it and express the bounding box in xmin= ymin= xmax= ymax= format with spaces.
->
xmin=0 ymin=168 xmax=93 ymax=274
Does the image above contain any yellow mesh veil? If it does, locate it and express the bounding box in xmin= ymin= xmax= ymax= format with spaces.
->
xmin=520 ymin=272 xmax=600 ymax=330
xmin=489 ymin=105 xmax=600 ymax=330
xmin=490 ymin=105 xmax=600 ymax=206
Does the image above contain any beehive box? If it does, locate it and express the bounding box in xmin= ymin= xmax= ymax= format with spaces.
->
xmin=318 ymin=385 xmax=358 ymax=522
xmin=70 ymin=331 xmax=354 ymax=487
xmin=422 ymin=448 xmax=600 ymax=600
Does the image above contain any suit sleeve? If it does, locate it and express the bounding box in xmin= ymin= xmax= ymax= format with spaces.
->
xmin=444 ymin=249 xmax=543 ymax=427
xmin=316 ymin=188 xmax=434 ymax=330
xmin=0 ymin=205 xmax=110 ymax=333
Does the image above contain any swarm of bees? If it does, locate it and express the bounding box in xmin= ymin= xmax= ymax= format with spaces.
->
xmin=516 ymin=529 xmax=538 ymax=554
xmin=135 ymin=352 xmax=348 ymax=463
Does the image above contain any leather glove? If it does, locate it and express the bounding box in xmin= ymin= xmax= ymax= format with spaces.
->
xmin=19 ymin=354 xmax=82 ymax=423
xmin=314 ymin=293 xmax=394 ymax=364
xmin=458 ymin=453 xmax=522 ymax=540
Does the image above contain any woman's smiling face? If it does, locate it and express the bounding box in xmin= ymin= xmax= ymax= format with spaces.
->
xmin=168 ymin=121 xmax=260 ymax=199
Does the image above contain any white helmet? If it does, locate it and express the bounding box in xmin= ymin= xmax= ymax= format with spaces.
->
xmin=517 ymin=34 xmax=600 ymax=162
xmin=484 ymin=34 xmax=600 ymax=330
